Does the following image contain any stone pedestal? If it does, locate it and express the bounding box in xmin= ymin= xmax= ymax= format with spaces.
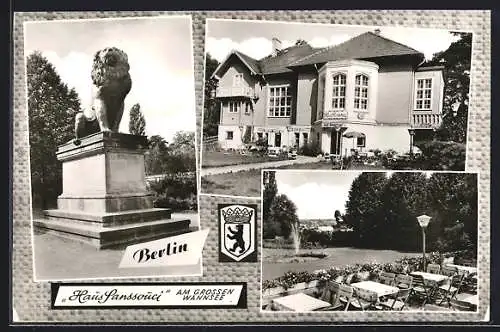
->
xmin=33 ymin=132 xmax=191 ymax=248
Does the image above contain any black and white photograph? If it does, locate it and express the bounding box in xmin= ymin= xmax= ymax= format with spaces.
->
xmin=201 ymin=19 xmax=473 ymax=197
xmin=261 ymin=170 xmax=478 ymax=313
xmin=24 ymin=16 xmax=201 ymax=281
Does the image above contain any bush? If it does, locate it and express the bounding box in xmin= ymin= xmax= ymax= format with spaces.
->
xmin=414 ymin=141 xmax=466 ymax=171
xmin=148 ymin=173 xmax=198 ymax=211
xmin=298 ymin=141 xmax=322 ymax=157
xmin=300 ymin=228 xmax=355 ymax=248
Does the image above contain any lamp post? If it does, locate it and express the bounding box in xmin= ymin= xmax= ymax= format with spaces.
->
xmin=408 ymin=128 xmax=416 ymax=157
xmin=417 ymin=215 xmax=432 ymax=271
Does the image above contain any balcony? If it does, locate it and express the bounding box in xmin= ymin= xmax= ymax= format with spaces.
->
xmin=216 ymin=86 xmax=257 ymax=98
xmin=411 ymin=113 xmax=442 ymax=129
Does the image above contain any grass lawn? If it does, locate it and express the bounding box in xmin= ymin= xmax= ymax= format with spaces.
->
xmin=262 ymin=247 xmax=421 ymax=281
xmin=202 ymin=150 xmax=287 ymax=168
xmin=201 ymin=161 xmax=385 ymax=196
xmin=201 ymin=168 xmax=262 ymax=197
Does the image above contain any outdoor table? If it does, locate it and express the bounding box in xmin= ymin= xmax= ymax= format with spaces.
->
xmin=271 ymin=293 xmax=332 ymax=312
xmin=410 ymin=271 xmax=449 ymax=285
xmin=461 ymin=294 xmax=478 ymax=307
xmin=351 ymin=281 xmax=399 ymax=298
xmin=445 ymin=264 xmax=478 ymax=275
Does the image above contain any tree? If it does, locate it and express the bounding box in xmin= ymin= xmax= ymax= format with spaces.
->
xmin=27 ymin=51 xmax=81 ymax=209
xmin=345 ymin=172 xmax=388 ymax=247
xmin=145 ymin=135 xmax=168 ymax=175
xmin=427 ymin=33 xmax=472 ymax=143
xmin=128 ymin=103 xmax=146 ymax=136
xmin=203 ymin=53 xmax=221 ymax=137
xmin=334 ymin=210 xmax=344 ymax=224
xmin=268 ymin=194 xmax=299 ymax=239
xmin=426 ymin=173 xmax=477 ymax=250
xmin=263 ymin=171 xmax=279 ymax=239
xmin=381 ymin=172 xmax=430 ymax=251
xmin=164 ymin=131 xmax=196 ymax=173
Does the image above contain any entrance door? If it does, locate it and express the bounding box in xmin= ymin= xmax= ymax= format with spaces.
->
xmin=274 ymin=132 xmax=281 ymax=147
xmin=330 ymin=130 xmax=342 ymax=155
xmin=294 ymin=133 xmax=300 ymax=148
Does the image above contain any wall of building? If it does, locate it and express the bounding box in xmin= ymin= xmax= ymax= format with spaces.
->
xmin=376 ymin=62 xmax=414 ymax=124
xmin=217 ymin=125 xmax=244 ymax=150
xmin=296 ymin=71 xmax=317 ymax=126
xmin=318 ymin=123 xmax=412 ymax=155
xmin=218 ymin=56 xmax=254 ymax=89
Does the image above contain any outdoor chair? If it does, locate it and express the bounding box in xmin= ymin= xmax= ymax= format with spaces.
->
xmin=442 ymin=256 xmax=455 ymax=266
xmin=395 ymin=274 xmax=413 ymax=290
xmin=378 ymin=271 xmax=396 ymax=286
xmin=461 ymin=272 xmax=478 ymax=294
xmin=315 ymin=281 xmax=344 ymax=311
xmin=427 ymin=264 xmax=441 ymax=274
xmin=349 ymin=288 xmax=378 ymax=311
xmin=409 ymin=274 xmax=432 ymax=307
xmin=337 ymin=284 xmax=355 ymax=311
xmin=449 ymin=298 xmax=476 ymax=312
xmin=436 ymin=273 xmax=465 ymax=307
xmin=379 ymin=288 xmax=411 ymax=311
xmin=440 ymin=265 xmax=458 ymax=277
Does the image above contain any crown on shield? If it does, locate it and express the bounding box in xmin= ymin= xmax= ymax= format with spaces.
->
xmin=222 ymin=207 xmax=253 ymax=223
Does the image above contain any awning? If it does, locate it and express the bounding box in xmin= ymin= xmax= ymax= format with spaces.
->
xmin=343 ymin=131 xmax=365 ymax=138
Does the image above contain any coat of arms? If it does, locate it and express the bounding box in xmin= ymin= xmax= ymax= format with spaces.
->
xmin=218 ymin=204 xmax=257 ymax=262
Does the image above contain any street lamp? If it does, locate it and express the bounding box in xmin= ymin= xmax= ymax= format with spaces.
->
xmin=417 ymin=215 xmax=432 ymax=271
xmin=408 ymin=128 xmax=416 ymax=157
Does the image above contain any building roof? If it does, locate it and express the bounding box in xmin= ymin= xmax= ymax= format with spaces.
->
xmin=213 ymin=31 xmax=425 ymax=78
xmin=258 ymin=43 xmax=317 ymax=74
xmin=289 ymin=32 xmax=424 ymax=67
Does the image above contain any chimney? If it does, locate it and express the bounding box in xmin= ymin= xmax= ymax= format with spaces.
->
xmin=374 ymin=29 xmax=381 ymax=35
xmin=271 ymin=37 xmax=282 ymax=57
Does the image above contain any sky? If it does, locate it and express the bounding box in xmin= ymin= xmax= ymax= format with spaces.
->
xmin=275 ymin=171 xmax=434 ymax=219
xmin=206 ymin=19 xmax=461 ymax=63
xmin=24 ymin=16 xmax=196 ymax=142
xmin=275 ymin=171 xmax=364 ymax=219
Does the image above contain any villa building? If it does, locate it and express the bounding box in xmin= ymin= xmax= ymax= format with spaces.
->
xmin=211 ymin=30 xmax=444 ymax=156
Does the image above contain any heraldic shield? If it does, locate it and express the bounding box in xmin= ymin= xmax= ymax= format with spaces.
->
xmin=218 ymin=204 xmax=257 ymax=262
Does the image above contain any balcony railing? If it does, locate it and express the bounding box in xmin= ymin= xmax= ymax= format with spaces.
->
xmin=411 ymin=113 xmax=442 ymax=129
xmin=216 ymin=86 xmax=256 ymax=98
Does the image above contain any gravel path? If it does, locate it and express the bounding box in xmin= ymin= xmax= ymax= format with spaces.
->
xmin=201 ymin=156 xmax=319 ymax=176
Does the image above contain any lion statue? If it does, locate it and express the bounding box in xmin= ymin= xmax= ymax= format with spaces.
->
xmin=74 ymin=47 xmax=132 ymax=144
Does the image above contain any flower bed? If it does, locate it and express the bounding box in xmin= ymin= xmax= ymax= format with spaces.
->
xmin=262 ymin=249 xmax=475 ymax=291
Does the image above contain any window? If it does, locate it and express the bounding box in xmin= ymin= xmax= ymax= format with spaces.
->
xmin=245 ymin=101 xmax=252 ymax=114
xmin=274 ymin=132 xmax=281 ymax=147
xmin=226 ymin=131 xmax=233 ymax=140
xmin=357 ymin=136 xmax=366 ymax=147
xmin=233 ymin=73 xmax=243 ymax=86
xmin=354 ymin=74 xmax=369 ymax=110
xmin=331 ymin=73 xmax=346 ymax=110
xmin=303 ymin=133 xmax=309 ymax=144
xmin=268 ymin=85 xmax=292 ymax=117
xmin=257 ymin=132 xmax=263 ymax=140
xmin=415 ymin=78 xmax=432 ymax=110
xmin=228 ymin=101 xmax=240 ymax=113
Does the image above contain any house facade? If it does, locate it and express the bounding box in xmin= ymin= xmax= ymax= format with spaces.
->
xmin=211 ymin=31 xmax=444 ymax=156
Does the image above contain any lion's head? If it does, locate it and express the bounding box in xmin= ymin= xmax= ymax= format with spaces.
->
xmin=91 ymin=47 xmax=131 ymax=87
